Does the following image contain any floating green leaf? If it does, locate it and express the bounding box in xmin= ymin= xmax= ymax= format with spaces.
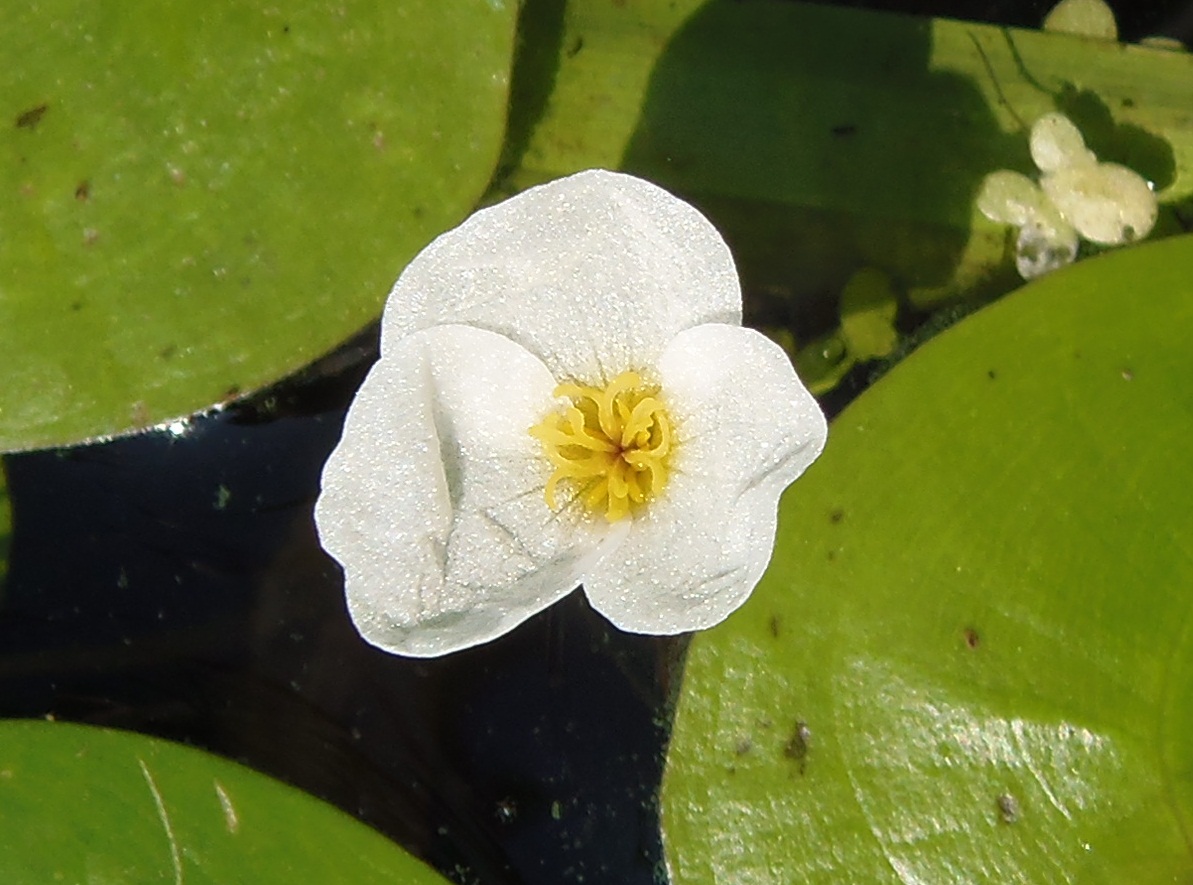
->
xmin=501 ymin=0 xmax=1193 ymax=315
xmin=1 ymin=1 xmax=515 ymax=451
xmin=839 ymin=268 xmax=898 ymax=362
xmin=793 ymin=330 xmax=855 ymax=397
xmin=0 ymin=720 xmax=450 ymax=883
xmin=661 ymin=233 xmax=1193 ymax=882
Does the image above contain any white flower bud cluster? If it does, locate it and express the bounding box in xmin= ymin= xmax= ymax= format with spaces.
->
xmin=977 ymin=112 xmax=1158 ymax=279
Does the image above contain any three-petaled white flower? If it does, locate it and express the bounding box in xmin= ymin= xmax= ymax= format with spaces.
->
xmin=978 ymin=112 xmax=1158 ymax=280
xmin=314 ymin=170 xmax=827 ymax=657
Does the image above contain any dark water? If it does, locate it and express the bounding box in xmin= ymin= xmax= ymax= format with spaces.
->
xmin=829 ymin=0 xmax=1193 ymax=41
xmin=3 ymin=324 xmax=684 ymax=884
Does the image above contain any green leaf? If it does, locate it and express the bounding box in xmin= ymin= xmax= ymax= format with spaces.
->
xmin=793 ymin=330 xmax=856 ymax=397
xmin=661 ymin=233 xmax=1193 ymax=882
xmin=839 ymin=267 xmax=899 ymax=361
xmin=0 ymin=720 xmax=450 ymax=883
xmin=500 ymin=0 xmax=1193 ymax=313
xmin=0 ymin=1 xmax=515 ymax=452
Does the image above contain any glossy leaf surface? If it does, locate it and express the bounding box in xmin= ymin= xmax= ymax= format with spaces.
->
xmin=0 ymin=720 xmax=450 ymax=883
xmin=1 ymin=1 xmax=514 ymax=451
xmin=661 ymin=233 xmax=1193 ymax=882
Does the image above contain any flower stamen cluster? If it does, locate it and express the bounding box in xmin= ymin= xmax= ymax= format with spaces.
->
xmin=530 ymin=371 xmax=671 ymax=522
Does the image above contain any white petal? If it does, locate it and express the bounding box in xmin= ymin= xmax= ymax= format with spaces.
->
xmin=1041 ymin=163 xmax=1158 ymax=245
xmin=976 ymin=170 xmax=1051 ymax=226
xmin=582 ymin=324 xmax=827 ymax=634
xmin=379 ymin=169 xmax=741 ymax=385
xmin=1014 ymin=209 xmax=1078 ymax=279
xmin=1030 ymin=112 xmax=1096 ymax=173
xmin=315 ymin=324 xmax=619 ymax=657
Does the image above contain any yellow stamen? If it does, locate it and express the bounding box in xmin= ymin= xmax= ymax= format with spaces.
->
xmin=529 ymin=370 xmax=673 ymax=521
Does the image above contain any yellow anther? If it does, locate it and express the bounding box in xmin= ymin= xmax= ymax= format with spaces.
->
xmin=529 ymin=370 xmax=673 ymax=521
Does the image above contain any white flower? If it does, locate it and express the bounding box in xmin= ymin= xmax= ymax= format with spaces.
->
xmin=314 ymin=169 xmax=827 ymax=657
xmin=978 ymin=112 xmax=1157 ymax=279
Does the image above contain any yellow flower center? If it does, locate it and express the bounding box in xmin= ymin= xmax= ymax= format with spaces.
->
xmin=529 ymin=371 xmax=672 ymax=522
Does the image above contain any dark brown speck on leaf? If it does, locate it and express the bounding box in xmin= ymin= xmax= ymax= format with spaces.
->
xmin=16 ymin=103 xmax=48 ymax=129
xmin=783 ymin=721 xmax=810 ymax=770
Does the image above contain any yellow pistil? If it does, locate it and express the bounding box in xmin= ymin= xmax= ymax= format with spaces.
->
xmin=529 ymin=370 xmax=672 ymax=522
